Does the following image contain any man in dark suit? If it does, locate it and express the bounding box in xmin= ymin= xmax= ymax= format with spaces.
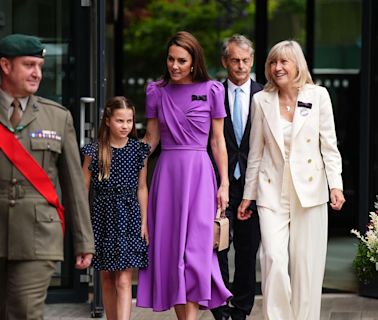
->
xmin=0 ymin=34 xmax=94 ymax=319
xmin=211 ymin=34 xmax=263 ymax=320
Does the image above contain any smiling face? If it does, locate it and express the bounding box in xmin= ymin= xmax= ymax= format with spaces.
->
xmin=269 ymin=55 xmax=297 ymax=89
xmin=106 ymin=108 xmax=134 ymax=143
xmin=222 ymin=43 xmax=254 ymax=86
xmin=166 ymin=44 xmax=193 ymax=84
xmin=0 ymin=56 xmax=44 ymax=97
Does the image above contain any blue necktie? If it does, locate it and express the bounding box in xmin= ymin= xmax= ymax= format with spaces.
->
xmin=233 ymin=87 xmax=242 ymax=179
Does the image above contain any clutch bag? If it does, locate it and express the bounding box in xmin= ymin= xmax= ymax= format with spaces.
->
xmin=213 ymin=208 xmax=229 ymax=251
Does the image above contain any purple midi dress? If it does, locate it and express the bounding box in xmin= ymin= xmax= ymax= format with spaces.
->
xmin=136 ymin=80 xmax=232 ymax=311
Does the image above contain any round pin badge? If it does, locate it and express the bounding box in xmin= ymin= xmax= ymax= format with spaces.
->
xmin=300 ymin=108 xmax=309 ymax=117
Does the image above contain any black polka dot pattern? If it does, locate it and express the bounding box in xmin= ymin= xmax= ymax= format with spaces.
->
xmin=81 ymin=139 xmax=150 ymax=271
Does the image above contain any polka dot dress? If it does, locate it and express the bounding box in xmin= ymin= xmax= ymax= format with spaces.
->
xmin=81 ymin=139 xmax=150 ymax=271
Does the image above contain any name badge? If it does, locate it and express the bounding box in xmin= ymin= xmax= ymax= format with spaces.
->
xmin=300 ymin=108 xmax=309 ymax=117
xmin=192 ymin=95 xmax=207 ymax=101
xmin=297 ymin=101 xmax=312 ymax=109
xmin=298 ymin=101 xmax=312 ymax=117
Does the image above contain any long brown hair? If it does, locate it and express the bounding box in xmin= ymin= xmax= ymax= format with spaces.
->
xmin=161 ymin=31 xmax=210 ymax=85
xmin=97 ymin=96 xmax=137 ymax=181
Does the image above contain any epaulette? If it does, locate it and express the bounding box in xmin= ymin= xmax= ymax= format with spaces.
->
xmin=35 ymin=96 xmax=67 ymax=111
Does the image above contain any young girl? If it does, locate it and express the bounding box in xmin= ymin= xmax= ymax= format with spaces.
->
xmin=82 ymin=96 xmax=149 ymax=320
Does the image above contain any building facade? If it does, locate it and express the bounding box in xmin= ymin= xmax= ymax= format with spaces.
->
xmin=1 ymin=0 xmax=377 ymax=303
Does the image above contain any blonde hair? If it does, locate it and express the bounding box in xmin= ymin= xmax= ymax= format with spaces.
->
xmin=97 ymin=96 xmax=137 ymax=181
xmin=264 ymin=40 xmax=313 ymax=92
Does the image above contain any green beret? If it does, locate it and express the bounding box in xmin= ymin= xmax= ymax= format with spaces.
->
xmin=0 ymin=34 xmax=46 ymax=58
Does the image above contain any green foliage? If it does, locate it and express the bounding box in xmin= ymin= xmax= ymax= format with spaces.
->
xmin=268 ymin=0 xmax=305 ymax=19
xmin=353 ymin=241 xmax=378 ymax=284
xmin=123 ymin=0 xmax=257 ymax=79
xmin=351 ymin=196 xmax=378 ymax=285
xmin=267 ymin=0 xmax=306 ymax=46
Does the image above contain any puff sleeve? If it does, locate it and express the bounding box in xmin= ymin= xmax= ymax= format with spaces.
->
xmin=137 ymin=141 xmax=151 ymax=170
xmin=145 ymin=82 xmax=161 ymax=119
xmin=209 ymin=80 xmax=226 ymax=119
xmin=81 ymin=142 xmax=97 ymax=172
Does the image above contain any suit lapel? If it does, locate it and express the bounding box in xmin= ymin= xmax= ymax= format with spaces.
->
xmin=240 ymin=81 xmax=254 ymax=146
xmin=0 ymin=94 xmax=39 ymax=132
xmin=20 ymin=96 xmax=39 ymax=129
xmin=0 ymin=106 xmax=9 ymax=129
xmin=261 ymin=92 xmax=285 ymax=159
xmin=0 ymin=91 xmax=11 ymax=129
xmin=223 ymin=81 xmax=239 ymax=146
xmin=224 ymin=79 xmax=256 ymax=147
xmin=291 ymin=87 xmax=311 ymax=139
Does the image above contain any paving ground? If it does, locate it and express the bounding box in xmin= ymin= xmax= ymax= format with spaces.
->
xmin=45 ymin=237 xmax=378 ymax=319
xmin=44 ymin=294 xmax=378 ymax=319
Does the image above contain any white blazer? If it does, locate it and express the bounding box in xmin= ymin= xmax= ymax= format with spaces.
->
xmin=243 ymin=84 xmax=343 ymax=210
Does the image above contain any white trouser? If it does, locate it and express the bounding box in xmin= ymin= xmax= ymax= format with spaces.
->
xmin=258 ymin=163 xmax=328 ymax=320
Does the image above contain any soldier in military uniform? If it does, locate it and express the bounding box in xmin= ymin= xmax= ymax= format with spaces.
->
xmin=0 ymin=34 xmax=95 ymax=319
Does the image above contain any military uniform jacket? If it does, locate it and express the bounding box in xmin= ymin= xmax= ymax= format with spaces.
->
xmin=0 ymin=94 xmax=95 ymax=260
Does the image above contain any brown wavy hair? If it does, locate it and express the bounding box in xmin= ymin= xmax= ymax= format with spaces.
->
xmin=97 ymin=96 xmax=137 ymax=181
xmin=161 ymin=31 xmax=210 ymax=85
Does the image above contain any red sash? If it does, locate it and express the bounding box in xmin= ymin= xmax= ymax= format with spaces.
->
xmin=0 ymin=124 xmax=65 ymax=233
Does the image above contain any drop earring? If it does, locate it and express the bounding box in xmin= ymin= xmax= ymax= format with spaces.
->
xmin=190 ymin=66 xmax=194 ymax=73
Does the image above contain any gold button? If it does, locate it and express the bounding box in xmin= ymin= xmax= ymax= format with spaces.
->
xmin=11 ymin=178 xmax=17 ymax=185
xmin=308 ymin=176 xmax=313 ymax=182
xmin=268 ymin=178 xmax=271 ymax=183
xmin=306 ymin=138 xmax=311 ymax=143
xmin=307 ymin=159 xmax=312 ymax=164
xmin=9 ymin=200 xmax=16 ymax=207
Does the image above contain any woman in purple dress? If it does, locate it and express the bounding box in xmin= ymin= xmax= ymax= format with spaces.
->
xmin=136 ymin=31 xmax=232 ymax=319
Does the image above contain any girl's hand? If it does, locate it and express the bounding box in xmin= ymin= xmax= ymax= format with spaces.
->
xmin=217 ymin=184 xmax=229 ymax=212
xmin=141 ymin=223 xmax=149 ymax=246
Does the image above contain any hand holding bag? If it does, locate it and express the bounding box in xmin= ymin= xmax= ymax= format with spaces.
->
xmin=213 ymin=208 xmax=229 ymax=251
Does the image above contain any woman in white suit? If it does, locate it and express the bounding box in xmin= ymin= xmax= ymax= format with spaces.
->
xmin=238 ymin=40 xmax=345 ymax=320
